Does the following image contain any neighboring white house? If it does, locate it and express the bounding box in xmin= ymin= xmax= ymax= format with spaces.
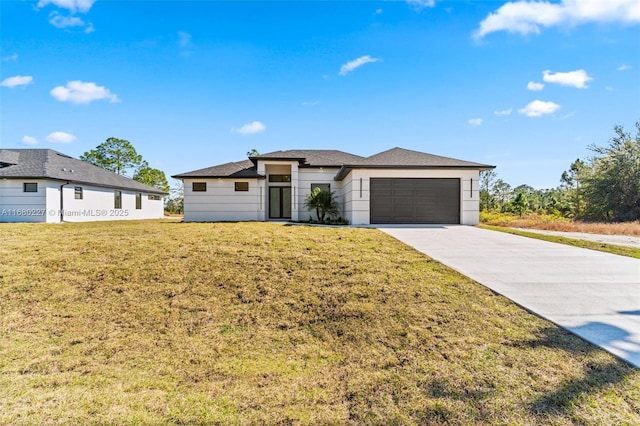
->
xmin=0 ymin=149 xmax=166 ymax=223
xmin=173 ymin=147 xmax=495 ymax=225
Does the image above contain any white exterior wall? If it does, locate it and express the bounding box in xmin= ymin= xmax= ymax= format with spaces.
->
xmin=296 ymin=168 xmax=343 ymax=220
xmin=0 ymin=179 xmax=48 ymax=222
xmin=183 ymin=178 xmax=263 ymax=222
xmin=60 ymin=184 xmax=164 ymax=222
xmin=0 ymin=179 xmax=164 ymax=223
xmin=342 ymin=169 xmax=481 ymax=225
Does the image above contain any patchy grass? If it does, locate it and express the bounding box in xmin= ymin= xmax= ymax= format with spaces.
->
xmin=481 ymin=212 xmax=640 ymax=236
xmin=479 ymin=224 xmax=640 ymax=259
xmin=1 ymin=220 xmax=638 ymax=425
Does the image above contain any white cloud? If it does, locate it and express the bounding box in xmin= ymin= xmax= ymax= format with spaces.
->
xmin=22 ymin=136 xmax=38 ymax=145
xmin=46 ymin=131 xmax=76 ymax=143
xmin=527 ymin=81 xmax=544 ymax=91
xmin=542 ymin=69 xmax=592 ymax=88
xmin=617 ymin=64 xmax=631 ymax=71
xmin=178 ymin=31 xmax=192 ymax=47
xmin=3 ymin=53 xmax=18 ymax=62
xmin=474 ymin=0 xmax=640 ymax=39
xmin=518 ymin=100 xmax=560 ymax=117
xmin=232 ymin=121 xmax=266 ymax=135
xmin=49 ymin=12 xmax=86 ymax=29
xmin=407 ymin=0 xmax=436 ymax=11
xmin=50 ymin=80 xmax=120 ymax=104
xmin=468 ymin=118 xmax=483 ymax=127
xmin=375 ymin=8 xmax=383 ymax=15
xmin=339 ymin=55 xmax=381 ymax=76
xmin=37 ymin=0 xmax=95 ymax=13
xmin=494 ymin=108 xmax=513 ymax=116
xmin=1 ymin=75 xmax=34 ymax=88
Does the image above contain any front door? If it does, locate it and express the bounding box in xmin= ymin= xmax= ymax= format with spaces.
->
xmin=269 ymin=187 xmax=292 ymax=219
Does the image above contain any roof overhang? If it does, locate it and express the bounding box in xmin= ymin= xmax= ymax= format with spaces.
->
xmin=334 ymin=164 xmax=497 ymax=181
xmin=0 ymin=176 xmax=167 ymax=195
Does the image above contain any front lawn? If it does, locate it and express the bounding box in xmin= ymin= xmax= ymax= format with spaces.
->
xmin=1 ymin=221 xmax=638 ymax=424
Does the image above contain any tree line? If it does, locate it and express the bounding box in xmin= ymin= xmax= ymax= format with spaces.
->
xmin=481 ymin=121 xmax=640 ymax=222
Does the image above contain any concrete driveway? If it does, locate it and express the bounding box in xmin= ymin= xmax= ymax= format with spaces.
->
xmin=378 ymin=225 xmax=640 ymax=368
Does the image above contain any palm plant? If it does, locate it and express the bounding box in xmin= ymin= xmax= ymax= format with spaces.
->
xmin=304 ymin=187 xmax=339 ymax=223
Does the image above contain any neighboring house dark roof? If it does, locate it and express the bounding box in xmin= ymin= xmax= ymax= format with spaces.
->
xmin=172 ymin=147 xmax=496 ymax=180
xmin=172 ymin=159 xmax=261 ymax=179
xmin=0 ymin=149 xmax=166 ymax=194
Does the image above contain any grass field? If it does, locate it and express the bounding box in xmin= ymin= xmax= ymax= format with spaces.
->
xmin=1 ymin=220 xmax=638 ymax=425
xmin=480 ymin=212 xmax=640 ymax=236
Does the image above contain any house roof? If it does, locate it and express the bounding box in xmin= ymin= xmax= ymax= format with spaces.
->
xmin=252 ymin=150 xmax=366 ymax=167
xmin=172 ymin=159 xmax=261 ymax=179
xmin=172 ymin=147 xmax=495 ymax=180
xmin=0 ymin=149 xmax=167 ymax=194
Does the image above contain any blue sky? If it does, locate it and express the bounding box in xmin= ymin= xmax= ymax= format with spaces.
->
xmin=1 ymin=0 xmax=639 ymax=189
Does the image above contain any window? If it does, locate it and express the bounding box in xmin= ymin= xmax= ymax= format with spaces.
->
xmin=311 ymin=183 xmax=330 ymax=192
xmin=114 ymin=190 xmax=122 ymax=209
xmin=148 ymin=194 xmax=161 ymax=201
xmin=23 ymin=183 xmax=37 ymax=192
xmin=74 ymin=186 xmax=83 ymax=199
xmin=269 ymin=175 xmax=291 ymax=183
xmin=235 ymin=182 xmax=249 ymax=191
xmin=192 ymin=182 xmax=207 ymax=192
xmin=136 ymin=193 xmax=142 ymax=209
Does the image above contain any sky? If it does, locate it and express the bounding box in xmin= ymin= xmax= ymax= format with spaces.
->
xmin=1 ymin=0 xmax=639 ymax=189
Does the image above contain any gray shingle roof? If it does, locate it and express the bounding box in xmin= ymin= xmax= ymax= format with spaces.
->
xmin=0 ymin=149 xmax=166 ymax=194
xmin=172 ymin=159 xmax=260 ymax=178
xmin=360 ymin=147 xmax=492 ymax=167
xmin=253 ymin=150 xmax=366 ymax=167
xmin=172 ymin=147 xmax=495 ymax=180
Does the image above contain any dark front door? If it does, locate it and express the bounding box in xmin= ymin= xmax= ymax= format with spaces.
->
xmin=269 ymin=187 xmax=292 ymax=219
xmin=370 ymin=178 xmax=460 ymax=224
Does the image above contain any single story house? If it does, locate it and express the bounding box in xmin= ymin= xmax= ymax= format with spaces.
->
xmin=0 ymin=149 xmax=166 ymax=223
xmin=173 ymin=147 xmax=495 ymax=225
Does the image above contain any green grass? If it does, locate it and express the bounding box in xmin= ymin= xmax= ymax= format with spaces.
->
xmin=479 ymin=224 xmax=640 ymax=259
xmin=1 ymin=220 xmax=638 ymax=425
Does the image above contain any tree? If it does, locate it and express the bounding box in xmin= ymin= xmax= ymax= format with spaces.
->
xmin=511 ymin=191 xmax=529 ymax=217
xmin=165 ymin=179 xmax=184 ymax=214
xmin=491 ymin=179 xmax=512 ymax=211
xmin=133 ymin=161 xmax=170 ymax=193
xmin=581 ymin=122 xmax=640 ymax=222
xmin=560 ymin=159 xmax=586 ymax=217
xmin=80 ymin=137 xmax=143 ymax=176
xmin=246 ymin=148 xmax=260 ymax=157
xmin=304 ymin=187 xmax=339 ymax=223
xmin=480 ymin=170 xmax=497 ymax=211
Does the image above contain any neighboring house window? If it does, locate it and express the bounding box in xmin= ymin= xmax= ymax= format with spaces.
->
xmin=311 ymin=183 xmax=330 ymax=192
xmin=192 ymin=182 xmax=207 ymax=192
xmin=235 ymin=182 xmax=249 ymax=191
xmin=136 ymin=193 xmax=142 ymax=209
xmin=114 ymin=190 xmax=122 ymax=209
xmin=23 ymin=183 xmax=37 ymax=192
xmin=74 ymin=186 xmax=83 ymax=199
xmin=269 ymin=175 xmax=291 ymax=183
xmin=148 ymin=194 xmax=161 ymax=200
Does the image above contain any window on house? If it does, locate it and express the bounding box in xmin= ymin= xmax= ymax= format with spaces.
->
xmin=148 ymin=194 xmax=161 ymax=200
xmin=74 ymin=186 xmax=83 ymax=199
xmin=192 ymin=182 xmax=207 ymax=192
xmin=269 ymin=175 xmax=291 ymax=183
xmin=235 ymin=182 xmax=249 ymax=191
xmin=311 ymin=183 xmax=330 ymax=192
xmin=136 ymin=193 xmax=142 ymax=209
xmin=23 ymin=183 xmax=38 ymax=192
xmin=114 ymin=190 xmax=122 ymax=209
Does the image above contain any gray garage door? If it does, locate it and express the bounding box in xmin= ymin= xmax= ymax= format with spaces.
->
xmin=370 ymin=178 xmax=460 ymax=224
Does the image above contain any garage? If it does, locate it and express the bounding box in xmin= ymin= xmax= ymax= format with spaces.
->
xmin=370 ymin=178 xmax=460 ymax=224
